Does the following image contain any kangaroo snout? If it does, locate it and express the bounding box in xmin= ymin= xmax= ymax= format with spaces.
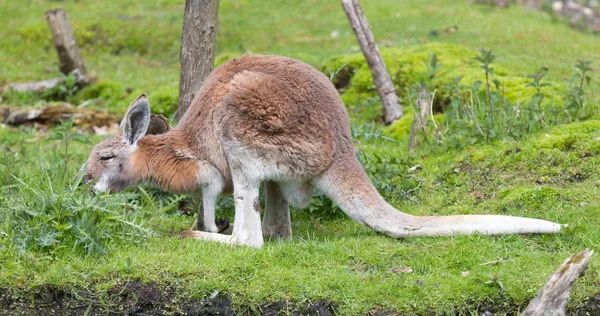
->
xmin=80 ymin=175 xmax=93 ymax=187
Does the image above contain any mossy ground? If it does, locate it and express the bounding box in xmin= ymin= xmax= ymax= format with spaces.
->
xmin=1 ymin=0 xmax=600 ymax=314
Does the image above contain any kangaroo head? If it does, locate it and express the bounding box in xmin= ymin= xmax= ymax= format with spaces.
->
xmin=83 ymin=94 xmax=169 ymax=192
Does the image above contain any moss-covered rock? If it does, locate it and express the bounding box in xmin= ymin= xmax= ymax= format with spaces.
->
xmin=321 ymin=43 xmax=568 ymax=136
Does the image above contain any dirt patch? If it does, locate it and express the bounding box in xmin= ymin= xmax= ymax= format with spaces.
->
xmin=2 ymin=282 xmax=600 ymax=315
xmin=258 ymin=300 xmax=336 ymax=316
xmin=0 ymin=282 xmax=337 ymax=315
xmin=574 ymin=293 xmax=600 ymax=315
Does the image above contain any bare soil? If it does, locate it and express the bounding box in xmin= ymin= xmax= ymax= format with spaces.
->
xmin=0 ymin=281 xmax=598 ymax=315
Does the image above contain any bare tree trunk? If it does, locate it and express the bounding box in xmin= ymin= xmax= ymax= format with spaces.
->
xmin=408 ymin=86 xmax=430 ymax=155
xmin=521 ymin=249 xmax=593 ymax=316
xmin=45 ymin=9 xmax=88 ymax=81
xmin=177 ymin=0 xmax=220 ymax=120
xmin=341 ymin=0 xmax=403 ymax=125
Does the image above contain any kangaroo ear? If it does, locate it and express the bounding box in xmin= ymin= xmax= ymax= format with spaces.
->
xmin=121 ymin=94 xmax=150 ymax=147
xmin=146 ymin=114 xmax=170 ymax=135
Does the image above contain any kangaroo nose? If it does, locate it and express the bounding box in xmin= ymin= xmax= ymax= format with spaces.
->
xmin=80 ymin=175 xmax=92 ymax=187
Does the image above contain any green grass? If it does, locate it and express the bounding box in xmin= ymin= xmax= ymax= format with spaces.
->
xmin=1 ymin=0 xmax=600 ymax=314
xmin=2 ymin=119 xmax=600 ymax=314
xmin=1 ymin=0 xmax=599 ymax=103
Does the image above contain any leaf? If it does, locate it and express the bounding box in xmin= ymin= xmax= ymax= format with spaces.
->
xmin=36 ymin=230 xmax=60 ymax=247
xmin=71 ymin=133 xmax=93 ymax=145
xmin=492 ymin=79 xmax=501 ymax=90
xmin=53 ymin=222 xmax=73 ymax=231
xmin=586 ymin=75 xmax=592 ymax=85
xmin=47 ymin=132 xmax=64 ymax=141
xmin=138 ymin=187 xmax=155 ymax=208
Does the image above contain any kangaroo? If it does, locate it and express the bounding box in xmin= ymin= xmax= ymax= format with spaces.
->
xmin=83 ymin=55 xmax=563 ymax=248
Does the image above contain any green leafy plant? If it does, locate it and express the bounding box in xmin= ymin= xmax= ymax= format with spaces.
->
xmin=42 ymin=73 xmax=80 ymax=103
xmin=428 ymin=52 xmax=595 ymax=152
xmin=484 ymin=272 xmax=505 ymax=291
xmin=2 ymin=171 xmax=154 ymax=256
xmin=564 ymin=60 xmax=593 ymax=121
xmin=329 ymin=62 xmax=349 ymax=82
xmin=46 ymin=118 xmax=93 ymax=179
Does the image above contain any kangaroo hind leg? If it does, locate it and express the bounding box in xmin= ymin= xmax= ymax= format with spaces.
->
xmin=263 ymin=181 xmax=292 ymax=240
xmin=230 ymin=172 xmax=264 ymax=248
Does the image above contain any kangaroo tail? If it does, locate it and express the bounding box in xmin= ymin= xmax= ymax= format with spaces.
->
xmin=314 ymin=157 xmax=563 ymax=237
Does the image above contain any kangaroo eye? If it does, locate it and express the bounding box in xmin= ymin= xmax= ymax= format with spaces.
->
xmin=100 ymin=155 xmax=115 ymax=161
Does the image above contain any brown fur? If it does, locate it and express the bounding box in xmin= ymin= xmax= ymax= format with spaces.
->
xmin=131 ymin=130 xmax=200 ymax=193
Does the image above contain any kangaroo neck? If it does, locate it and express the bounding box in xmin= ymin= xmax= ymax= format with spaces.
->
xmin=130 ymin=130 xmax=202 ymax=193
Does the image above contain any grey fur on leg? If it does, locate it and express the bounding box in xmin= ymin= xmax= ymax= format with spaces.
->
xmin=263 ymin=181 xmax=292 ymax=239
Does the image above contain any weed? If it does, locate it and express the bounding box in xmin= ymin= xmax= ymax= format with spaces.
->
xmin=42 ymin=73 xmax=80 ymax=103
xmin=431 ymin=53 xmax=595 ymax=152
xmin=564 ymin=60 xmax=594 ymax=121
xmin=46 ymin=118 xmax=92 ymax=179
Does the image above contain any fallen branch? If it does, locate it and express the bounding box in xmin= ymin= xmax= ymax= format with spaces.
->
xmin=1 ymin=103 xmax=118 ymax=129
xmin=3 ymin=77 xmax=66 ymax=94
xmin=521 ymin=249 xmax=594 ymax=316
xmin=2 ymin=69 xmax=87 ymax=94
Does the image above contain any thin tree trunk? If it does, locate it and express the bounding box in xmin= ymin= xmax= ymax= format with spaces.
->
xmin=341 ymin=0 xmax=403 ymax=125
xmin=45 ymin=9 xmax=88 ymax=81
xmin=177 ymin=0 xmax=220 ymax=120
xmin=521 ymin=249 xmax=593 ymax=316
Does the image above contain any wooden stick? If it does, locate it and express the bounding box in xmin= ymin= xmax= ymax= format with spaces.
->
xmin=521 ymin=249 xmax=594 ymax=316
xmin=341 ymin=0 xmax=403 ymax=125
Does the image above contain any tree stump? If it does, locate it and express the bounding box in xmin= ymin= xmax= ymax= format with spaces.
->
xmin=45 ymin=9 xmax=88 ymax=81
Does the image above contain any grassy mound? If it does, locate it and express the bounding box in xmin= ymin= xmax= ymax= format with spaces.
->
xmin=322 ymin=43 xmax=566 ymax=122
